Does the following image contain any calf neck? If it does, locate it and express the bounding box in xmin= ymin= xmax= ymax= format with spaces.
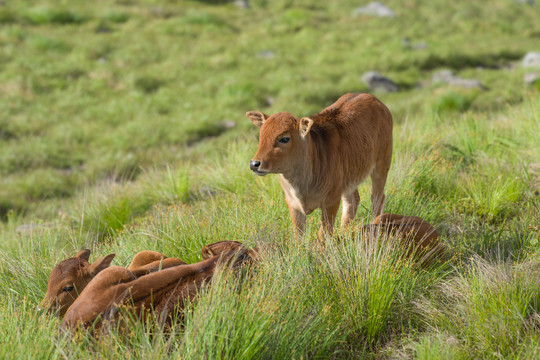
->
xmin=248 ymin=93 xmax=393 ymax=240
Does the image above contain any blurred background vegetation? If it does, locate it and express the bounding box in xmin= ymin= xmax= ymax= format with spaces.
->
xmin=1 ymin=0 xmax=539 ymax=219
xmin=0 ymin=1 xmax=539 ymax=358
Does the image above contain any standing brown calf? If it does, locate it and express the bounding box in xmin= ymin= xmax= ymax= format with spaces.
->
xmin=248 ymin=93 xmax=393 ymax=240
xmin=62 ymin=246 xmax=255 ymax=329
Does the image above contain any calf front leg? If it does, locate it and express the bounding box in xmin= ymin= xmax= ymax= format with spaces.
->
xmin=318 ymin=201 xmax=340 ymax=242
xmin=287 ymin=202 xmax=307 ymax=238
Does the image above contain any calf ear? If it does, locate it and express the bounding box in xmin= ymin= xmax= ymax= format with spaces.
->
xmin=299 ymin=117 xmax=313 ymax=137
xmin=201 ymin=246 xmax=215 ymax=260
xmin=88 ymin=253 xmax=116 ymax=276
xmin=75 ymin=249 xmax=91 ymax=262
xmin=246 ymin=111 xmax=268 ymax=128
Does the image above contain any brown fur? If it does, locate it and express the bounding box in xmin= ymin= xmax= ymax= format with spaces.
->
xmin=38 ymin=250 xmax=185 ymax=316
xmin=61 ymin=246 xmax=255 ymax=329
xmin=127 ymin=250 xmax=187 ymax=276
xmin=248 ymin=93 xmax=393 ymax=241
xmin=363 ymin=213 xmax=445 ymax=266
xmin=201 ymin=240 xmax=259 ymax=261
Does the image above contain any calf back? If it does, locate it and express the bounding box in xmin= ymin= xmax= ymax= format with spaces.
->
xmin=364 ymin=213 xmax=445 ymax=264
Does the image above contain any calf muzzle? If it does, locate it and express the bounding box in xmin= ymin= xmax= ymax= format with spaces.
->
xmin=250 ymin=160 xmax=261 ymax=171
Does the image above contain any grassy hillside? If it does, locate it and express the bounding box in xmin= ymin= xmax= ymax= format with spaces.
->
xmin=0 ymin=0 xmax=539 ymax=358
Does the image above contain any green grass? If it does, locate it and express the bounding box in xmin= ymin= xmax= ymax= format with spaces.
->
xmin=1 ymin=0 xmax=540 ymax=358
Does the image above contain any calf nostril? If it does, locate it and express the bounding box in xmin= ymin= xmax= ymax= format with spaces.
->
xmin=250 ymin=160 xmax=261 ymax=171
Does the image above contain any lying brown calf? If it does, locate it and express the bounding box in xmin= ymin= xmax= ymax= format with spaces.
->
xmin=62 ymin=243 xmax=255 ymax=329
xmin=363 ymin=213 xmax=445 ymax=265
xmin=38 ymin=250 xmax=185 ymax=316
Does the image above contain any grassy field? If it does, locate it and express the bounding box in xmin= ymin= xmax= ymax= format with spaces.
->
xmin=1 ymin=0 xmax=539 ymax=358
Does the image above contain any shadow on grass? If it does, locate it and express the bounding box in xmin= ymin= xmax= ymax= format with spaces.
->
xmin=186 ymin=121 xmax=235 ymax=146
xmin=393 ymin=50 xmax=523 ymax=71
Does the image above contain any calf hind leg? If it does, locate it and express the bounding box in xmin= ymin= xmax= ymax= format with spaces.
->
xmin=370 ymin=166 xmax=389 ymax=218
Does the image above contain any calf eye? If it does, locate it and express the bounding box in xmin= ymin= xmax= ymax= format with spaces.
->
xmin=278 ymin=137 xmax=290 ymax=144
xmin=62 ymin=286 xmax=74 ymax=292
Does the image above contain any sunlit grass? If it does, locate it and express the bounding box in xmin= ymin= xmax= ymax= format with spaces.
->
xmin=1 ymin=0 xmax=540 ymax=358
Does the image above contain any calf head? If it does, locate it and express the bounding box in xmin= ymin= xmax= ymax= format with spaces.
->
xmin=247 ymin=111 xmax=313 ymax=176
xmin=38 ymin=249 xmax=115 ymax=316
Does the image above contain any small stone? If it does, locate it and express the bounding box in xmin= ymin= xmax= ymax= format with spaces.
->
xmin=265 ymin=97 xmax=275 ymax=106
xmin=432 ymin=70 xmax=485 ymax=89
xmin=353 ymin=2 xmax=396 ymax=17
xmin=432 ymin=70 xmax=456 ymax=83
xmin=362 ymin=71 xmax=399 ymax=92
xmin=522 ymin=52 xmax=540 ymax=68
xmin=16 ymin=222 xmax=55 ymax=233
xmin=401 ymin=37 xmax=427 ymax=50
xmin=151 ymin=7 xmax=164 ymax=16
xmin=524 ymin=73 xmax=540 ymax=84
xmin=447 ymin=78 xmax=485 ymax=89
xmin=257 ymin=50 xmax=275 ymax=59
xmin=199 ymin=186 xmax=218 ymax=197
xmin=233 ymin=0 xmax=250 ymax=9
xmin=219 ymin=120 xmax=236 ymax=129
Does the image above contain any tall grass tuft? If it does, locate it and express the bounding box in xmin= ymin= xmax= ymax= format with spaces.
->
xmin=416 ymin=255 xmax=540 ymax=358
xmin=180 ymin=247 xmax=345 ymax=359
xmin=318 ymin=230 xmax=444 ymax=349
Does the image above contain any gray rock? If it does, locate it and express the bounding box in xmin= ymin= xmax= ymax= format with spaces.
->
xmin=447 ymin=78 xmax=485 ymax=89
xmin=432 ymin=70 xmax=486 ymax=89
xmin=233 ymin=0 xmax=250 ymax=9
xmin=199 ymin=186 xmax=218 ymax=197
xmin=524 ymin=72 xmax=540 ymax=84
xmin=401 ymin=37 xmax=427 ymax=50
xmin=362 ymin=71 xmax=399 ymax=92
xmin=265 ymin=97 xmax=275 ymax=106
xmin=353 ymin=2 xmax=396 ymax=17
xmin=16 ymin=222 xmax=55 ymax=233
xmin=432 ymin=70 xmax=456 ymax=83
xmin=151 ymin=7 xmax=164 ymax=16
xmin=522 ymin=52 xmax=540 ymax=68
xmin=257 ymin=50 xmax=275 ymax=59
xmin=219 ymin=120 xmax=236 ymax=129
